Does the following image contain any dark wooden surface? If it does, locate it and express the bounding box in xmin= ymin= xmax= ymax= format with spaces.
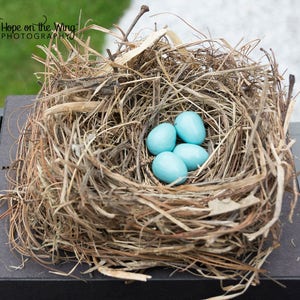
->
xmin=0 ymin=95 xmax=300 ymax=299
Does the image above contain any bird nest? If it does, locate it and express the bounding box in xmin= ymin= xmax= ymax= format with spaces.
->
xmin=1 ymin=10 xmax=298 ymax=299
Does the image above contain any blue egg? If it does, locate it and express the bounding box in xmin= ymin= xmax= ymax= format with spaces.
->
xmin=152 ymin=151 xmax=187 ymax=184
xmin=173 ymin=143 xmax=209 ymax=171
xmin=174 ymin=111 xmax=206 ymax=145
xmin=146 ymin=123 xmax=176 ymax=155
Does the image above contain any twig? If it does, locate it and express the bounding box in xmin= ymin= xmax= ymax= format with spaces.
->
xmin=117 ymin=5 xmax=149 ymax=52
xmin=106 ymin=48 xmax=118 ymax=73
xmin=287 ymin=74 xmax=295 ymax=103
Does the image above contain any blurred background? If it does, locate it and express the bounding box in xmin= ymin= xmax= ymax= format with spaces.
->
xmin=0 ymin=0 xmax=130 ymax=106
xmin=1 ymin=0 xmax=299 ymax=120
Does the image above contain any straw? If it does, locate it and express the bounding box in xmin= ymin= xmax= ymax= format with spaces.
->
xmin=1 ymin=8 xmax=298 ymax=299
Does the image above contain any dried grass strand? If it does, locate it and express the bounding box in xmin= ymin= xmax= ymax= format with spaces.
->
xmin=0 ymin=18 xmax=297 ymax=300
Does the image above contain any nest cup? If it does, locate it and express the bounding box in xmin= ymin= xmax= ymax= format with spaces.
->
xmin=2 ymin=21 xmax=298 ymax=297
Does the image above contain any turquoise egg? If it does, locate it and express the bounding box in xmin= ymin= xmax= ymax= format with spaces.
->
xmin=146 ymin=123 xmax=176 ymax=155
xmin=174 ymin=111 xmax=206 ymax=145
xmin=173 ymin=143 xmax=209 ymax=171
xmin=152 ymin=151 xmax=187 ymax=184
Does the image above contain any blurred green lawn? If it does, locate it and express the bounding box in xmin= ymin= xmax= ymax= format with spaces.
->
xmin=0 ymin=0 xmax=130 ymax=106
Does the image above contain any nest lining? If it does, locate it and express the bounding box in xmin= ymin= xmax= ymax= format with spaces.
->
xmin=1 ymin=21 xmax=298 ymax=298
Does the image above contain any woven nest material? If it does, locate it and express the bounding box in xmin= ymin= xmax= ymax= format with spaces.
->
xmin=1 ymin=12 xmax=298 ymax=299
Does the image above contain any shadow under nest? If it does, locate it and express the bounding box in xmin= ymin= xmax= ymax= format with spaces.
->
xmin=2 ymin=24 xmax=298 ymax=298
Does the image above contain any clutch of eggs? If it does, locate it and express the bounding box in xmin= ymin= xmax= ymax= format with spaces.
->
xmin=146 ymin=111 xmax=209 ymax=185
